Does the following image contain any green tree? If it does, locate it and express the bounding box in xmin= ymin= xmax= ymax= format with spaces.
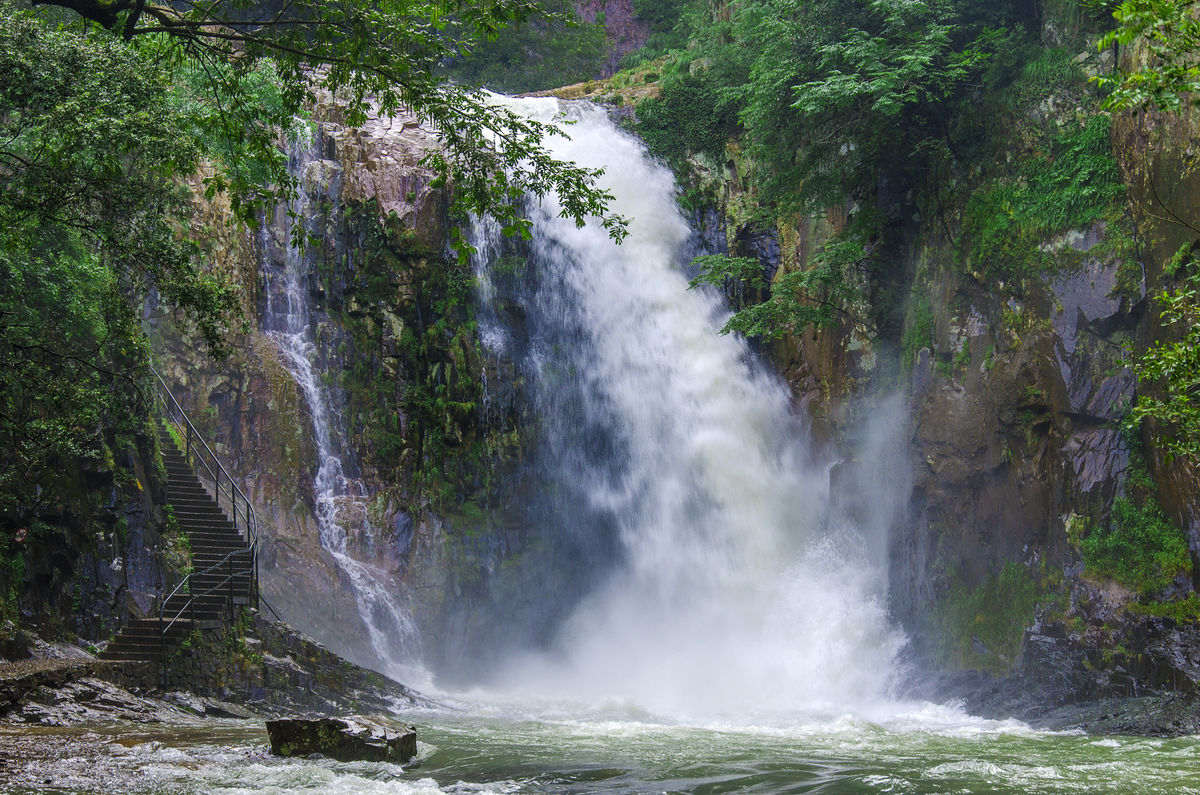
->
xmin=440 ymin=0 xmax=607 ymax=94
xmin=1126 ymin=249 xmax=1200 ymax=464
xmin=0 ymin=0 xmax=626 ymax=528
xmin=24 ymin=0 xmax=626 ymax=245
xmin=1097 ymin=3 xmax=1200 ymax=463
xmin=637 ymin=0 xmax=1038 ymax=341
xmin=1096 ymin=0 xmax=1200 ymax=112
xmin=0 ymin=12 xmax=213 ymax=521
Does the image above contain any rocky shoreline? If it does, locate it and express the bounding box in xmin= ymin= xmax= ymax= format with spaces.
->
xmin=0 ymin=612 xmax=433 ymax=729
xmin=7 ymin=610 xmax=1200 ymax=740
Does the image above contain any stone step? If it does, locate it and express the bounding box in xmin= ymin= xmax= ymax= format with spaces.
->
xmin=178 ymin=532 xmax=240 ymax=545
xmin=192 ymin=556 xmax=253 ymax=568
xmin=173 ymin=514 xmax=229 ymax=525
xmin=171 ymin=504 xmax=229 ymax=516
xmin=98 ymin=649 xmax=159 ymax=661
xmin=166 ymin=490 xmax=212 ymax=504
xmin=187 ymin=544 xmax=247 ymax=556
xmin=187 ymin=545 xmax=247 ymax=557
xmin=165 ymin=484 xmax=212 ymax=495
xmin=189 ymin=577 xmax=252 ymax=591
xmin=110 ymin=626 xmax=198 ymax=640
xmin=175 ymin=522 xmax=233 ymax=534
xmin=185 ymin=538 xmax=246 ymax=550
xmin=172 ymin=512 xmax=231 ymax=525
xmin=160 ymin=605 xmax=228 ymax=621
xmin=165 ymin=483 xmax=210 ymax=497
xmin=170 ymin=504 xmax=228 ymax=517
xmin=161 ymin=595 xmax=228 ymax=610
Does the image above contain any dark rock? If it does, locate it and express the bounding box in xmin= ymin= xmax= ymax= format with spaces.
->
xmin=266 ymin=715 xmax=417 ymax=763
xmin=1063 ymin=428 xmax=1129 ymax=494
xmin=1049 ymin=254 xmax=1123 ymax=358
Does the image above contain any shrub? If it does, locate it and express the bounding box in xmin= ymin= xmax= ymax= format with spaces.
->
xmin=1081 ymin=496 xmax=1191 ymax=595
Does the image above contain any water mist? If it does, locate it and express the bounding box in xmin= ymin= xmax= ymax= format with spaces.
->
xmin=470 ymin=98 xmax=909 ymax=723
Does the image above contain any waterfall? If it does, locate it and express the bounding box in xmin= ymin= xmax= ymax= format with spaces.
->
xmin=472 ymin=98 xmax=908 ymax=722
xmin=261 ymin=132 xmax=422 ymax=681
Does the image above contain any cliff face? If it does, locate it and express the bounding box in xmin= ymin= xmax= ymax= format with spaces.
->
xmin=574 ymin=0 xmax=649 ymax=75
xmin=691 ymin=35 xmax=1200 ymax=697
xmin=148 ymin=96 xmax=454 ymax=670
xmin=149 ymin=94 xmax=541 ymax=675
xmin=0 ymin=425 xmax=181 ymax=653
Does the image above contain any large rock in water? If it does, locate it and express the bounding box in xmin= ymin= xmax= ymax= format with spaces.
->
xmin=266 ymin=715 xmax=417 ymax=763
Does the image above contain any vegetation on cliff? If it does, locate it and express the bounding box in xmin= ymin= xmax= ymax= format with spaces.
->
xmin=587 ymin=0 xmax=1200 ymax=678
xmin=0 ymin=0 xmax=621 ymax=638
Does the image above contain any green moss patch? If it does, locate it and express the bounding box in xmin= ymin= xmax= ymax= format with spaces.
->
xmin=932 ymin=562 xmax=1049 ymax=674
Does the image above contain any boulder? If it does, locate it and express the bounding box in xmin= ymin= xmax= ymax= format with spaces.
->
xmin=266 ymin=715 xmax=417 ymax=763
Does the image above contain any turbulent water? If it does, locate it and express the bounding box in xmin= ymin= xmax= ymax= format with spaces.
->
xmin=261 ymin=134 xmax=421 ymax=681
xmin=468 ymin=96 xmax=905 ymax=723
xmin=8 ymin=716 xmax=1200 ymax=793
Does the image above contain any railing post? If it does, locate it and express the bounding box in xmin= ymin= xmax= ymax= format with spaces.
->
xmin=159 ymin=608 xmax=166 ymax=688
xmin=228 ymin=556 xmax=234 ymax=626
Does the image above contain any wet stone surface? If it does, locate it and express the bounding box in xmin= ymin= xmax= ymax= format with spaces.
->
xmin=267 ymin=714 xmax=417 ymax=763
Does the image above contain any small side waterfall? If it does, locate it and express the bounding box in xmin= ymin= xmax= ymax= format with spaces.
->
xmin=261 ymin=133 xmax=422 ymax=680
xmin=472 ymin=98 xmax=909 ymax=722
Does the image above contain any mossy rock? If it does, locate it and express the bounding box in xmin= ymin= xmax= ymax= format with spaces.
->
xmin=266 ymin=715 xmax=417 ymax=763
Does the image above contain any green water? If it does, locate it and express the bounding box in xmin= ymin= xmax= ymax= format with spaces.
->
xmin=4 ymin=702 xmax=1200 ymax=793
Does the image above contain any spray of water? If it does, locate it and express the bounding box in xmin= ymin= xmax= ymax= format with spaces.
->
xmin=470 ymin=98 xmax=909 ymax=723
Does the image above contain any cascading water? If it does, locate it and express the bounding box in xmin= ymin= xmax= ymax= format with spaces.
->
xmin=262 ymin=132 xmax=423 ymax=682
xmin=470 ymin=97 xmax=908 ymax=722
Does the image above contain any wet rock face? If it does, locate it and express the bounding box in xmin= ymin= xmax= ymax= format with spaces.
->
xmin=886 ymin=224 xmax=1151 ymax=671
xmin=574 ymin=0 xmax=649 ymax=75
xmin=5 ymin=430 xmax=173 ymax=646
xmin=151 ymin=92 xmax=458 ymax=672
xmin=266 ymin=715 xmax=417 ymax=763
xmin=310 ymin=91 xmax=448 ymax=251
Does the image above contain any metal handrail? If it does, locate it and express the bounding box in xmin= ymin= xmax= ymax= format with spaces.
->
xmin=149 ymin=365 xmax=260 ymax=675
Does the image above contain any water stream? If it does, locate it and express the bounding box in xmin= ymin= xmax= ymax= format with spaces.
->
xmin=261 ymin=133 xmax=422 ymax=681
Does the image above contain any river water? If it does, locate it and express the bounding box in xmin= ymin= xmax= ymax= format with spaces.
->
xmin=5 ymin=706 xmax=1200 ymax=793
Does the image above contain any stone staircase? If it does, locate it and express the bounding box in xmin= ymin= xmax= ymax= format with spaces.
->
xmin=99 ymin=424 xmax=254 ymax=663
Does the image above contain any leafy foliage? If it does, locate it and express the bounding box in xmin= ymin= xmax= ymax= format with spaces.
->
xmin=689 ymin=231 xmax=868 ymax=340
xmin=722 ymin=0 xmax=1015 ymax=212
xmin=960 ymin=115 xmax=1125 ymax=280
xmin=1096 ymin=0 xmax=1200 ymax=112
xmin=21 ymin=0 xmax=626 ymax=247
xmin=440 ymin=0 xmax=606 ymax=94
xmin=901 ymin=295 xmax=936 ymax=369
xmin=1081 ymin=496 xmax=1191 ymax=594
xmin=0 ymin=10 xmax=239 ymax=352
xmin=636 ymin=71 xmax=739 ymax=170
xmin=933 ymin=562 xmax=1045 ymax=674
xmin=1127 ymin=248 xmax=1200 ymax=464
xmin=0 ymin=10 xmax=239 ymax=524
xmin=629 ymin=0 xmax=1055 ymax=339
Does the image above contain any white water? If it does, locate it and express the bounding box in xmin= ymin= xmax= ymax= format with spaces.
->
xmin=262 ymin=134 xmax=422 ymax=681
xmin=470 ymin=98 xmax=909 ymax=724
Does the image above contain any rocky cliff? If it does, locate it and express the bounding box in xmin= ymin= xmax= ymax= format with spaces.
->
xmin=663 ymin=24 xmax=1200 ymax=703
xmin=137 ymin=18 xmax=1200 ymax=707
